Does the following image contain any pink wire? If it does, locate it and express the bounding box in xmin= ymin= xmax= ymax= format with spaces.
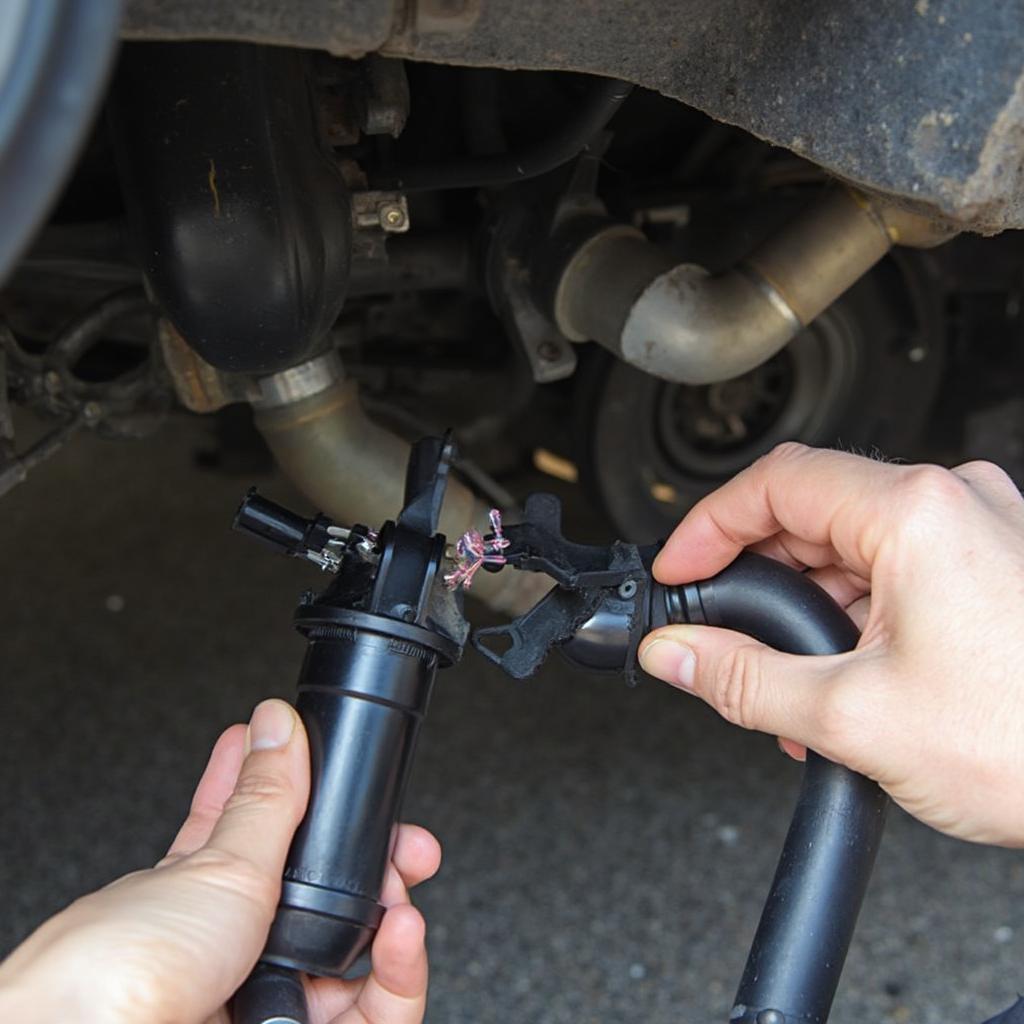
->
xmin=444 ymin=509 xmax=510 ymax=590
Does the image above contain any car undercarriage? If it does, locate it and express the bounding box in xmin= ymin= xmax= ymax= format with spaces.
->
xmin=3 ymin=2 xmax=1024 ymax=619
xmin=5 ymin=5 xmax=1024 ymax=1023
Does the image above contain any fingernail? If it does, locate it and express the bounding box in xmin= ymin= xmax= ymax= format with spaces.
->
xmin=639 ymin=638 xmax=696 ymax=690
xmin=248 ymin=699 xmax=295 ymax=751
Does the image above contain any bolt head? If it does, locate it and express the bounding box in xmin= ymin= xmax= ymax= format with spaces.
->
xmin=83 ymin=401 xmax=102 ymax=423
xmin=380 ymin=204 xmax=408 ymax=230
xmin=43 ymin=370 xmax=61 ymax=394
xmin=537 ymin=341 xmax=562 ymax=363
xmin=756 ymin=1010 xmax=786 ymax=1024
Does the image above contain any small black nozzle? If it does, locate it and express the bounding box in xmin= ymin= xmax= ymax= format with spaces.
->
xmin=233 ymin=489 xmax=332 ymax=560
xmin=232 ymin=963 xmax=309 ymax=1024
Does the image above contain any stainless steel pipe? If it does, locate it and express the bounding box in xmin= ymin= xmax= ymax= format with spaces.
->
xmin=552 ymin=187 xmax=953 ymax=385
xmin=253 ymin=356 xmax=547 ymax=615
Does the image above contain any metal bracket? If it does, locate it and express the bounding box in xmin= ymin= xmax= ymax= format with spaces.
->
xmin=352 ymin=190 xmax=410 ymax=234
xmin=496 ymin=257 xmax=577 ymax=383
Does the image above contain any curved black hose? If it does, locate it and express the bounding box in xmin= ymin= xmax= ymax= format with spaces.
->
xmin=232 ymin=964 xmax=308 ymax=1024
xmin=371 ymin=77 xmax=633 ymax=193
xmin=671 ymin=552 xmax=888 ymax=1024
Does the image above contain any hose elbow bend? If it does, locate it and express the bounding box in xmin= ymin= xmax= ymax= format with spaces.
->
xmin=682 ymin=551 xmax=860 ymax=655
xmin=552 ymin=186 xmax=954 ymax=385
xmin=674 ymin=552 xmax=884 ymax=1024
xmin=618 ymin=263 xmax=800 ymax=385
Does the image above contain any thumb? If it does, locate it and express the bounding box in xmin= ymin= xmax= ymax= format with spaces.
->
xmin=639 ymin=624 xmax=844 ymax=749
xmin=203 ymin=698 xmax=311 ymax=879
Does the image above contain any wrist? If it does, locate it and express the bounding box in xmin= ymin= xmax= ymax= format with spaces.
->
xmin=0 ymin=957 xmax=95 ymax=1024
xmin=0 ymin=974 xmax=42 ymax=1020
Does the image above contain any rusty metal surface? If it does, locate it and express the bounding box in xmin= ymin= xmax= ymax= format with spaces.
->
xmin=122 ymin=0 xmax=1024 ymax=233
xmin=120 ymin=0 xmax=396 ymax=56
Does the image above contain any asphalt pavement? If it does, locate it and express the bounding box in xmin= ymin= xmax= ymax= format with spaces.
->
xmin=1 ymin=416 xmax=1022 ymax=1024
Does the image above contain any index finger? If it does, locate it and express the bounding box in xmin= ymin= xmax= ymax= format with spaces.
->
xmin=380 ymin=825 xmax=442 ymax=906
xmin=653 ymin=443 xmax=905 ymax=583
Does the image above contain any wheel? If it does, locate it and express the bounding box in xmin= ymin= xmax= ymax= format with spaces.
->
xmin=0 ymin=2 xmax=121 ymax=285
xmin=575 ymin=255 xmax=946 ymax=541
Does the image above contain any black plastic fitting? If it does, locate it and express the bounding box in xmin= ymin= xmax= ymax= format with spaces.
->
xmin=262 ymin=603 xmax=444 ymax=979
xmin=231 ymin=438 xmax=465 ymax=1024
xmin=233 ymin=489 xmax=334 ymax=561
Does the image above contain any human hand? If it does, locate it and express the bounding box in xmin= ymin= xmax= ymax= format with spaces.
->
xmin=639 ymin=442 xmax=1024 ymax=846
xmin=0 ymin=699 xmax=440 ymax=1023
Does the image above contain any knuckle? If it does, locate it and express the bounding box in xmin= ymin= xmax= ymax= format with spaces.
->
xmin=182 ymin=846 xmax=277 ymax=906
xmin=955 ymin=460 xmax=1022 ymax=508
xmin=901 ymin=464 xmax=969 ymax=509
xmin=893 ymin=465 xmax=970 ymax=540
xmin=710 ymin=644 xmax=764 ymax=730
xmin=763 ymin=440 xmax=811 ymax=469
xmin=99 ymin=958 xmax=176 ymax=1024
xmin=813 ymin=682 xmax=867 ymax=752
xmin=956 ymin=458 xmax=1011 ymax=488
xmin=224 ymin=768 xmax=295 ymax=814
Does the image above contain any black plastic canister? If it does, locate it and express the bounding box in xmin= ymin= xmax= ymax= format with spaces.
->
xmin=260 ymin=614 xmax=443 ymax=978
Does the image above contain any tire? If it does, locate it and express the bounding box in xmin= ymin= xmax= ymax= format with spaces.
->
xmin=0 ymin=2 xmax=121 ymax=284
xmin=574 ymin=254 xmax=946 ymax=541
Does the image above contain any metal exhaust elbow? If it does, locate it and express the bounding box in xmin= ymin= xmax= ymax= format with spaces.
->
xmin=552 ymin=187 xmax=953 ymax=385
xmin=252 ymin=355 xmax=547 ymax=616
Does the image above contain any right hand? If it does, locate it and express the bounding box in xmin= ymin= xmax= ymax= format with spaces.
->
xmin=639 ymin=442 xmax=1024 ymax=846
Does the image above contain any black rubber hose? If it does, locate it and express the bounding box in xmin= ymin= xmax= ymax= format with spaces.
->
xmin=370 ymin=77 xmax=633 ymax=193
xmin=232 ymin=964 xmax=308 ymax=1024
xmin=668 ymin=552 xmax=888 ymax=1024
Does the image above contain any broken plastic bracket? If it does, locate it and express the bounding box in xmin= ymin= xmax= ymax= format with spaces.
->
xmin=470 ymin=492 xmax=652 ymax=682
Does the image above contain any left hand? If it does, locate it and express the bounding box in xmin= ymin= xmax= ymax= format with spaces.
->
xmin=0 ymin=699 xmax=441 ymax=1023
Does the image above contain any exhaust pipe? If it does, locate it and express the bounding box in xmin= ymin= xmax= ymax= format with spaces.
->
xmin=551 ymin=186 xmax=953 ymax=385
xmin=252 ymin=353 xmax=548 ymax=616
